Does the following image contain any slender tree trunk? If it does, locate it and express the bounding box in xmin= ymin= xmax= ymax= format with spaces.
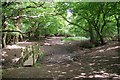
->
xmin=89 ymin=25 xmax=95 ymax=44
xmin=96 ymin=29 xmax=105 ymax=45
xmin=14 ymin=18 xmax=23 ymax=43
xmin=14 ymin=20 xmax=19 ymax=44
xmin=117 ymin=21 xmax=120 ymax=41
xmin=94 ymin=24 xmax=105 ymax=45
xmin=2 ymin=32 xmax=7 ymax=48
xmin=99 ymin=33 xmax=105 ymax=45
xmin=2 ymin=19 xmax=8 ymax=48
xmin=0 ymin=32 xmax=2 ymax=48
xmin=115 ymin=15 xmax=120 ymax=41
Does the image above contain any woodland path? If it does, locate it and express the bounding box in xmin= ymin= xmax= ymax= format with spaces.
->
xmin=2 ymin=37 xmax=120 ymax=79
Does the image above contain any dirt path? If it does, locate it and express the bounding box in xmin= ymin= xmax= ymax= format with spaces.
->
xmin=2 ymin=37 xmax=120 ymax=79
xmin=39 ymin=37 xmax=80 ymax=64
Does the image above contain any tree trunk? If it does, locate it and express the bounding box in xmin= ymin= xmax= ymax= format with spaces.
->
xmin=14 ymin=18 xmax=22 ymax=43
xmin=94 ymin=24 xmax=105 ymax=45
xmin=89 ymin=25 xmax=95 ymax=44
xmin=115 ymin=15 xmax=120 ymax=41
xmin=97 ymin=29 xmax=105 ymax=45
xmin=117 ymin=21 xmax=120 ymax=41
xmin=0 ymin=32 xmax=2 ymax=48
xmin=2 ymin=32 xmax=7 ymax=48
xmin=99 ymin=33 xmax=105 ymax=45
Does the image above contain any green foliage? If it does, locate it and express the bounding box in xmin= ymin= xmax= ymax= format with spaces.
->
xmin=2 ymin=2 xmax=120 ymax=46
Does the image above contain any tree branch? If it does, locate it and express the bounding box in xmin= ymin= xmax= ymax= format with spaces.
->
xmin=1 ymin=30 xmax=28 ymax=34
xmin=60 ymin=15 xmax=89 ymax=32
xmin=2 ymin=2 xmax=14 ymax=7
xmin=1 ymin=24 xmax=39 ymax=34
xmin=100 ymin=10 xmax=106 ymax=33
xmin=4 ymin=2 xmax=45 ymax=20
xmin=19 ymin=2 xmax=45 ymax=11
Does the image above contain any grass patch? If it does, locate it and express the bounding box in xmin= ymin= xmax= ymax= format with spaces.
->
xmin=61 ymin=37 xmax=90 ymax=42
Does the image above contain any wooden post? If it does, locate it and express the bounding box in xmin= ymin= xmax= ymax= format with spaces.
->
xmin=32 ymin=45 xmax=35 ymax=66
xmin=21 ymin=48 xmax=24 ymax=66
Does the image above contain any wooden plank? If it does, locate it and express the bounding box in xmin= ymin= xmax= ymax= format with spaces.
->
xmin=23 ymin=55 xmax=33 ymax=66
xmin=23 ymin=54 xmax=38 ymax=67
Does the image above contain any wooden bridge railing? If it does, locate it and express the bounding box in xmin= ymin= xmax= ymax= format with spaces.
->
xmin=17 ymin=43 xmax=42 ymax=67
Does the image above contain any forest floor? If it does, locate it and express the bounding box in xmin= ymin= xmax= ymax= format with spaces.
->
xmin=2 ymin=37 xmax=120 ymax=79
